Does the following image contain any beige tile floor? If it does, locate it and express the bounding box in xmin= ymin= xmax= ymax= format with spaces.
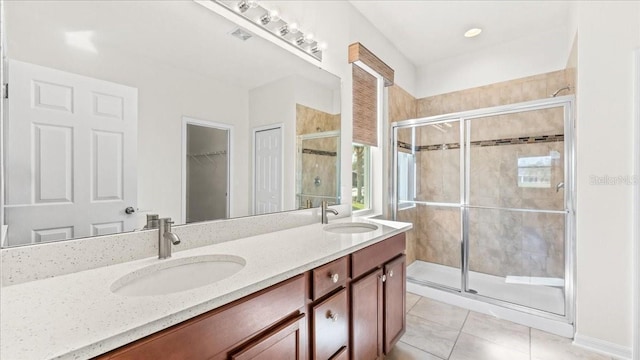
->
xmin=386 ymin=292 xmax=616 ymax=360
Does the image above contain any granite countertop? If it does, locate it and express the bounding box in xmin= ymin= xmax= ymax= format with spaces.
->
xmin=0 ymin=217 xmax=411 ymax=360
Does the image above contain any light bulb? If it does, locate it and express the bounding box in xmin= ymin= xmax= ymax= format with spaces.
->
xmin=289 ymin=22 xmax=299 ymax=34
xmin=304 ymin=33 xmax=314 ymax=42
xmin=318 ymin=42 xmax=327 ymax=51
xmin=269 ymin=9 xmax=280 ymax=22
xmin=237 ymin=0 xmax=250 ymax=13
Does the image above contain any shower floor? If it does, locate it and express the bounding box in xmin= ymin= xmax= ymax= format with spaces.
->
xmin=407 ymin=260 xmax=565 ymax=315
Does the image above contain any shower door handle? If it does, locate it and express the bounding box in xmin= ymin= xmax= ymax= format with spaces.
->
xmin=556 ymin=182 xmax=565 ymax=193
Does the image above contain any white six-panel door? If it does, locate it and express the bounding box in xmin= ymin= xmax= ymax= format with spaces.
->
xmin=4 ymin=60 xmax=137 ymax=246
xmin=254 ymin=127 xmax=282 ymax=215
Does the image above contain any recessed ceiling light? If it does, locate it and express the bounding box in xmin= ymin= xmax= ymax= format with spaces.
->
xmin=464 ymin=28 xmax=482 ymax=38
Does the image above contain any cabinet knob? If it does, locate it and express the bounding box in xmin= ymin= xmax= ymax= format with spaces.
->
xmin=388 ymin=270 xmax=394 ymax=278
xmin=327 ymin=311 xmax=339 ymax=322
xmin=330 ymin=273 xmax=340 ymax=283
xmin=380 ymin=274 xmax=387 ymax=282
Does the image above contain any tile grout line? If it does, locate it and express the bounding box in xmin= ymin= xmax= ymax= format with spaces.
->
xmin=406 ymin=293 xmax=421 ymax=313
xmin=529 ymin=326 xmax=532 ymax=360
xmin=447 ymin=309 xmax=471 ymax=359
xmin=397 ymin=340 xmax=447 ymax=360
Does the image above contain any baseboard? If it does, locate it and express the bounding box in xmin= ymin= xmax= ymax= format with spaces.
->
xmin=573 ymin=333 xmax=632 ymax=360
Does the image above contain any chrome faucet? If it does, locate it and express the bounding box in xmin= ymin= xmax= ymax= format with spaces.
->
xmin=158 ymin=218 xmax=181 ymax=259
xmin=321 ymin=201 xmax=338 ymax=224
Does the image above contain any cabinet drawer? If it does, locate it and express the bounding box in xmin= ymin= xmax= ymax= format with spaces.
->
xmin=104 ymin=274 xmax=307 ymax=360
xmin=351 ymin=233 xmax=405 ymax=280
xmin=312 ymin=288 xmax=348 ymax=360
xmin=312 ymin=256 xmax=348 ymax=300
xmin=231 ymin=314 xmax=306 ymax=360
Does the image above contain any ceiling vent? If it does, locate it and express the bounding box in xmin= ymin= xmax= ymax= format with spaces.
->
xmin=230 ymin=27 xmax=253 ymax=41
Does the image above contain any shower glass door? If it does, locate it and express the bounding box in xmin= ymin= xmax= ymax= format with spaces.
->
xmin=465 ymin=104 xmax=571 ymax=316
xmin=393 ymin=97 xmax=574 ymax=320
xmin=395 ymin=120 xmax=462 ymax=291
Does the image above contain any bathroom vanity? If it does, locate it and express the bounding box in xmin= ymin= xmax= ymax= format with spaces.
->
xmin=96 ymin=233 xmax=405 ymax=360
xmin=0 ymin=217 xmax=411 ymax=359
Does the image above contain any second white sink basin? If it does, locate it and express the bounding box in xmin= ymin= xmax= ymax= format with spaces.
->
xmin=111 ymin=255 xmax=246 ymax=297
xmin=324 ymin=222 xmax=379 ymax=234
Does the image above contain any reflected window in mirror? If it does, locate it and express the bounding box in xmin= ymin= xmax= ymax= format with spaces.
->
xmin=352 ymin=144 xmax=370 ymax=211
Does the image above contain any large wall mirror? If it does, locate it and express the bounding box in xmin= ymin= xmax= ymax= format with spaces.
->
xmin=1 ymin=0 xmax=341 ymax=247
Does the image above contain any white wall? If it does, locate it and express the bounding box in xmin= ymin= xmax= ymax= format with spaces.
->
xmin=574 ymin=1 xmax=640 ymax=353
xmin=415 ymin=25 xmax=572 ymax=98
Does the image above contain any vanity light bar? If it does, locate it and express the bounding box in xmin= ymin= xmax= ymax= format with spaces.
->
xmin=217 ymin=0 xmax=325 ymax=61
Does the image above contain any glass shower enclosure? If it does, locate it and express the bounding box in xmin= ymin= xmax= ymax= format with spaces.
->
xmin=391 ymin=96 xmax=574 ymax=322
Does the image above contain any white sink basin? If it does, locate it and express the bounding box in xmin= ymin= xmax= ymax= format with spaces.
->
xmin=324 ymin=222 xmax=379 ymax=234
xmin=111 ymin=255 xmax=245 ymax=296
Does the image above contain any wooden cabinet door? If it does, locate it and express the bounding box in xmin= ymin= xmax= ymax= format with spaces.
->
xmin=383 ymin=255 xmax=406 ymax=354
xmin=350 ymin=269 xmax=383 ymax=360
xmin=231 ymin=314 xmax=305 ymax=360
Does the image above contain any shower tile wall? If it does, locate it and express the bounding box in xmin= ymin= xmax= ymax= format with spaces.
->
xmin=296 ymin=104 xmax=341 ymax=208
xmin=413 ymin=69 xmax=575 ymax=279
xmin=416 ymin=69 xmax=575 ymax=117
xmin=296 ymin=104 xmax=340 ymax=135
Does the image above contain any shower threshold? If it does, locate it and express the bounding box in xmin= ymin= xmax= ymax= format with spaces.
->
xmin=407 ymin=260 xmax=573 ymax=337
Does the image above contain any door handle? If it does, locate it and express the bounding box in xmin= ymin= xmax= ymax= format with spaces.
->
xmin=556 ymin=182 xmax=565 ymax=193
xmin=125 ymin=206 xmax=136 ymax=214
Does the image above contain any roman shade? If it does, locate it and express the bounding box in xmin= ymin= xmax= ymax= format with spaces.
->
xmin=349 ymin=42 xmax=394 ymax=147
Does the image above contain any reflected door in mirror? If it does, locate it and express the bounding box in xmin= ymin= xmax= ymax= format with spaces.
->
xmin=4 ymin=60 xmax=138 ymax=246
xmin=254 ymin=127 xmax=282 ymax=215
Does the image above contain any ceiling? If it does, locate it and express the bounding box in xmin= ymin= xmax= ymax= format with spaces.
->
xmin=349 ymin=1 xmax=572 ymax=68
xmin=5 ymin=1 xmax=339 ymax=91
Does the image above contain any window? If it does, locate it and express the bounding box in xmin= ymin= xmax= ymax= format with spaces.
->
xmin=397 ymin=151 xmax=415 ymax=209
xmin=352 ymin=144 xmax=370 ymax=211
xmin=349 ymin=43 xmax=393 ymax=214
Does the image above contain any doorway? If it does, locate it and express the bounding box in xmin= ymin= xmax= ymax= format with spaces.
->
xmin=182 ymin=117 xmax=231 ymax=223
